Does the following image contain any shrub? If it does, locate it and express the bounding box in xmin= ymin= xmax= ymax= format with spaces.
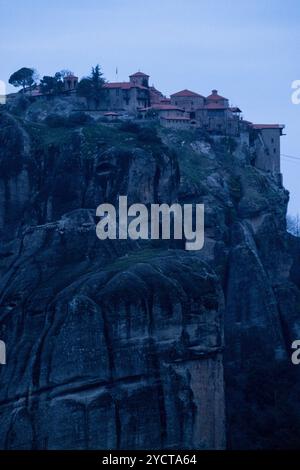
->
xmin=137 ymin=126 xmax=161 ymax=144
xmin=119 ymin=121 xmax=141 ymax=133
xmin=45 ymin=112 xmax=92 ymax=128
xmin=67 ymin=112 xmax=92 ymax=126
xmin=44 ymin=113 xmax=68 ymax=128
xmin=8 ymin=95 xmax=31 ymax=115
xmin=119 ymin=122 xmax=161 ymax=143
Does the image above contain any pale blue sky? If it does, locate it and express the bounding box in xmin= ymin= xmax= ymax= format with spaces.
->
xmin=1 ymin=0 xmax=300 ymax=214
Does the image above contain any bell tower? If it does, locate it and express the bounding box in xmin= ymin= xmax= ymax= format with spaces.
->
xmin=129 ymin=71 xmax=149 ymax=87
xmin=63 ymin=74 xmax=78 ymax=92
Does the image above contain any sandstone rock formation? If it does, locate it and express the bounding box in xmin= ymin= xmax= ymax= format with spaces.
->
xmin=0 ymin=102 xmax=299 ymax=449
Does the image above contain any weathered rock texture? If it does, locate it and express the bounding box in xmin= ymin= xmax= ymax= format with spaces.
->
xmin=0 ymin=101 xmax=299 ymax=449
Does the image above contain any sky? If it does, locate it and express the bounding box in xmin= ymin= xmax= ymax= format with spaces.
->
xmin=1 ymin=0 xmax=300 ymax=214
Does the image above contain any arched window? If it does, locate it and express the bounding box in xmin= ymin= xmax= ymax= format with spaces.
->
xmin=0 ymin=340 xmax=6 ymax=365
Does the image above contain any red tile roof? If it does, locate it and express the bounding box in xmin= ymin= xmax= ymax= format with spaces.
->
xmin=149 ymin=87 xmax=164 ymax=100
xmin=171 ymin=89 xmax=204 ymax=98
xmin=103 ymin=82 xmax=147 ymax=90
xmin=141 ymin=104 xmax=185 ymax=111
xmin=104 ymin=82 xmax=131 ymax=89
xmin=206 ymin=90 xmax=228 ymax=101
xmin=252 ymin=124 xmax=285 ymax=129
xmin=129 ymin=71 xmax=149 ymax=77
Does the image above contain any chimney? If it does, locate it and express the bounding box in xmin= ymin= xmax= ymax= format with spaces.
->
xmin=212 ymin=89 xmax=218 ymax=95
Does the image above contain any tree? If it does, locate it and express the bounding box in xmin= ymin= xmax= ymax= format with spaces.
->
xmin=77 ymin=65 xmax=106 ymax=109
xmin=58 ymin=69 xmax=72 ymax=79
xmin=40 ymin=72 xmax=64 ymax=95
xmin=9 ymin=67 xmax=37 ymax=93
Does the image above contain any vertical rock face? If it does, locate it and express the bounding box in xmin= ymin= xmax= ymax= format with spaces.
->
xmin=0 ymin=105 xmax=299 ymax=449
xmin=0 ymin=111 xmax=225 ymax=450
xmin=0 ymin=231 xmax=225 ymax=449
xmin=224 ymin=216 xmax=300 ymax=449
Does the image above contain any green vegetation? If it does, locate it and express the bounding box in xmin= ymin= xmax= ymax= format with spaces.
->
xmin=103 ymin=247 xmax=167 ymax=272
xmin=8 ymin=64 xmax=107 ymax=103
xmin=24 ymin=121 xmax=74 ymax=147
xmin=9 ymin=67 xmax=37 ymax=93
xmin=44 ymin=112 xmax=92 ymax=128
xmin=39 ymin=72 xmax=65 ymax=95
xmin=137 ymin=126 xmax=162 ymax=144
xmin=77 ymin=65 xmax=106 ymax=109
xmin=21 ymin=114 xmax=166 ymax=160
xmin=164 ymin=135 xmax=216 ymax=190
xmin=119 ymin=121 xmax=141 ymax=133
xmin=81 ymin=122 xmax=139 ymax=154
xmin=0 ymin=114 xmax=24 ymax=177
xmin=81 ymin=121 xmax=163 ymax=156
xmin=179 ymin=148 xmax=214 ymax=184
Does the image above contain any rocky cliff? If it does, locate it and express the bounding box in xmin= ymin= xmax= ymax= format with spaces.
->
xmin=0 ymin=98 xmax=299 ymax=449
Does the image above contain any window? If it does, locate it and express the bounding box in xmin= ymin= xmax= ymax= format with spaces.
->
xmin=271 ymin=138 xmax=274 ymax=143
xmin=274 ymin=148 xmax=276 ymax=154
